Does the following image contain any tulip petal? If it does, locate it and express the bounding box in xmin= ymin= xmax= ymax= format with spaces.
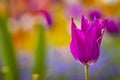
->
xmin=71 ymin=18 xmax=77 ymax=39
xmin=71 ymin=19 xmax=89 ymax=63
xmin=86 ymin=18 xmax=107 ymax=52
xmin=86 ymin=19 xmax=107 ymax=64
xmin=88 ymin=32 xmax=104 ymax=64
xmin=71 ymin=19 xmax=83 ymax=62
xmin=70 ymin=40 xmax=79 ymax=60
xmin=85 ymin=18 xmax=101 ymax=62
xmin=70 ymin=18 xmax=79 ymax=60
xmin=86 ymin=18 xmax=98 ymax=53
xmin=73 ymin=29 xmax=90 ymax=64
xmin=88 ymin=40 xmax=100 ymax=64
xmin=99 ymin=19 xmax=108 ymax=29
xmin=81 ymin=15 xmax=90 ymax=33
xmin=96 ymin=19 xmax=108 ymax=45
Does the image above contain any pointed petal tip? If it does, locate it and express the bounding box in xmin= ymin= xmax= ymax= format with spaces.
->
xmin=37 ymin=10 xmax=53 ymax=26
xmin=71 ymin=18 xmax=74 ymax=25
xmin=71 ymin=17 xmax=77 ymax=28
xmin=71 ymin=17 xmax=74 ymax=24
xmin=81 ymin=14 xmax=84 ymax=18
xmin=82 ymin=15 xmax=87 ymax=20
xmin=81 ymin=15 xmax=91 ymax=32
xmin=81 ymin=15 xmax=89 ymax=23
xmin=71 ymin=17 xmax=74 ymax=21
xmin=81 ymin=14 xmax=85 ymax=17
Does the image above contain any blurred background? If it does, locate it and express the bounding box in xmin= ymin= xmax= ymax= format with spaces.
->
xmin=0 ymin=0 xmax=120 ymax=80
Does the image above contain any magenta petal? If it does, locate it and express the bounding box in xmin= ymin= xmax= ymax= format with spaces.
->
xmin=73 ymin=29 xmax=90 ymax=64
xmin=71 ymin=19 xmax=89 ymax=63
xmin=99 ymin=19 xmax=108 ymax=29
xmin=88 ymin=41 xmax=100 ymax=64
xmin=70 ymin=40 xmax=79 ymax=60
xmin=71 ymin=19 xmax=84 ymax=61
xmin=81 ymin=15 xmax=90 ymax=33
xmin=86 ymin=19 xmax=107 ymax=64
xmin=73 ymin=25 xmax=89 ymax=64
xmin=86 ymin=18 xmax=107 ymax=49
xmin=71 ymin=18 xmax=77 ymax=39
xmin=71 ymin=18 xmax=77 ymax=30
xmin=96 ymin=19 xmax=108 ymax=45
xmin=71 ymin=19 xmax=85 ymax=49
xmin=70 ymin=31 xmax=88 ymax=64
xmin=85 ymin=18 xmax=107 ymax=64
xmin=86 ymin=18 xmax=98 ymax=52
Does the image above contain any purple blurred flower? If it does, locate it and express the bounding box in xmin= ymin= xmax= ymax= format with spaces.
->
xmin=106 ymin=19 xmax=120 ymax=34
xmin=67 ymin=5 xmax=83 ymax=18
xmin=39 ymin=10 xmax=53 ymax=27
xmin=70 ymin=15 xmax=107 ymax=66
xmin=89 ymin=10 xmax=101 ymax=20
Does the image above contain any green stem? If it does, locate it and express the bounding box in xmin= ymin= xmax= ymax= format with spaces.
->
xmin=84 ymin=65 xmax=89 ymax=80
xmin=33 ymin=24 xmax=46 ymax=80
xmin=0 ymin=15 xmax=20 ymax=80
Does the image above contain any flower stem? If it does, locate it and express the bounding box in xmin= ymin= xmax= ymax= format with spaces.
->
xmin=0 ymin=14 xmax=20 ymax=80
xmin=33 ymin=24 xmax=46 ymax=80
xmin=84 ymin=65 xmax=89 ymax=80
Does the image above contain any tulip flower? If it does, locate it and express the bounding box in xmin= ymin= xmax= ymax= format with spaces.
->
xmin=10 ymin=0 xmax=50 ymax=18
xmin=106 ymin=19 xmax=120 ymax=34
xmin=38 ymin=10 xmax=53 ymax=27
xmin=70 ymin=15 xmax=107 ymax=80
xmin=66 ymin=5 xmax=83 ymax=18
xmin=89 ymin=10 xmax=101 ymax=20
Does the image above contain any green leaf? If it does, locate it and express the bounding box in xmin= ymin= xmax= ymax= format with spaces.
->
xmin=33 ymin=24 xmax=46 ymax=80
xmin=0 ymin=15 xmax=20 ymax=80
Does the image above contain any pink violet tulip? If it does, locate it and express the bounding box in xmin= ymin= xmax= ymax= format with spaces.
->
xmin=106 ymin=19 xmax=120 ymax=34
xmin=38 ymin=10 xmax=53 ymax=27
xmin=70 ymin=15 xmax=107 ymax=80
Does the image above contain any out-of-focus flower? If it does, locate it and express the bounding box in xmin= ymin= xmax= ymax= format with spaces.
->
xmin=10 ymin=0 xmax=50 ymax=18
xmin=25 ymin=0 xmax=50 ymax=12
xmin=66 ymin=4 xmax=83 ymax=18
xmin=89 ymin=10 xmax=102 ymax=20
xmin=106 ymin=19 xmax=120 ymax=34
xmin=36 ymin=10 xmax=53 ymax=27
xmin=70 ymin=15 xmax=107 ymax=65
xmin=8 ymin=0 xmax=53 ymax=51
xmin=9 ymin=14 xmax=37 ymax=52
xmin=10 ymin=10 xmax=53 ymax=52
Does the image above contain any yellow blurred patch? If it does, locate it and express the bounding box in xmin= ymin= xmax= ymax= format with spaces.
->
xmin=46 ymin=7 xmax=71 ymax=46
